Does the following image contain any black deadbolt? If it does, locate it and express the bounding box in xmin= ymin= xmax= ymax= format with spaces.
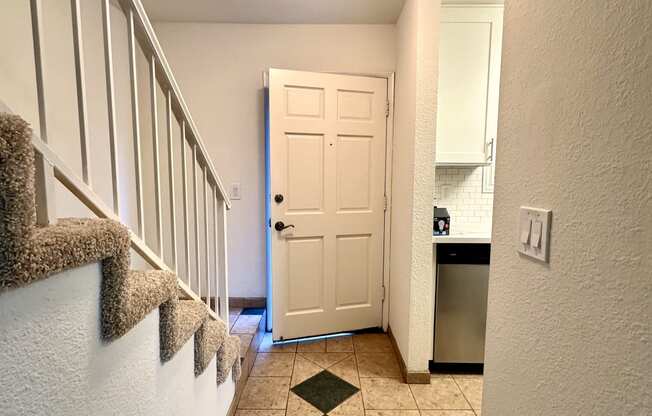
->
xmin=274 ymin=194 xmax=284 ymax=203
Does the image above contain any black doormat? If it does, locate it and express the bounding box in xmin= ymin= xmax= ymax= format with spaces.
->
xmin=290 ymin=370 xmax=359 ymax=414
xmin=240 ymin=307 xmax=265 ymax=315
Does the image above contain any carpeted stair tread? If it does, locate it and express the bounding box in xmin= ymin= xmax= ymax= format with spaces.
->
xmin=160 ymin=299 xmax=209 ymax=362
xmin=0 ymin=115 xmax=130 ymax=295
xmin=216 ymin=335 xmax=241 ymax=385
xmin=1 ymin=217 xmax=130 ymax=291
xmin=103 ymin=269 xmax=177 ymax=339
xmin=0 ymin=114 xmax=133 ymax=292
xmin=194 ymin=318 xmax=228 ymax=376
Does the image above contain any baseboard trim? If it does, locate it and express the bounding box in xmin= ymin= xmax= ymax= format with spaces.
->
xmin=229 ymin=297 xmax=266 ymax=308
xmin=387 ymin=325 xmax=431 ymax=384
xmin=227 ymin=311 xmax=266 ymax=416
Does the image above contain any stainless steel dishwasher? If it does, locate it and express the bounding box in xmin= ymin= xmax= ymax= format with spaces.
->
xmin=434 ymin=243 xmax=490 ymax=364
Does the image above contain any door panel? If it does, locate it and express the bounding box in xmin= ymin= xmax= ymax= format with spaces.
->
xmin=285 ymin=86 xmax=325 ymax=119
xmin=336 ymin=135 xmax=372 ymax=212
xmin=335 ymin=234 xmax=371 ymax=308
xmin=286 ymin=134 xmax=324 ymax=212
xmin=287 ymin=237 xmax=324 ymax=314
xmin=269 ymin=69 xmax=388 ymax=340
xmin=337 ymin=90 xmax=374 ymax=121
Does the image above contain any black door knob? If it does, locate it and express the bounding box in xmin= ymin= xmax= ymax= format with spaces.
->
xmin=274 ymin=194 xmax=284 ymax=203
xmin=274 ymin=221 xmax=295 ymax=232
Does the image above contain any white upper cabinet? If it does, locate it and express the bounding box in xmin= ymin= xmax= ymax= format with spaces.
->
xmin=436 ymin=5 xmax=503 ymax=166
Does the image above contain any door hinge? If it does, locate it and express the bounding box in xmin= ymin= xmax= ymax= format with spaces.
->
xmin=381 ymin=285 xmax=386 ymax=301
xmin=383 ymin=194 xmax=388 ymax=212
xmin=385 ymin=100 xmax=390 ymax=118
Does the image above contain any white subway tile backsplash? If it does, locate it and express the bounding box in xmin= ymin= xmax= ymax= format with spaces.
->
xmin=434 ymin=166 xmax=493 ymax=233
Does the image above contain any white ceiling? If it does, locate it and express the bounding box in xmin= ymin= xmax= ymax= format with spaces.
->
xmin=142 ymin=0 xmax=407 ymax=24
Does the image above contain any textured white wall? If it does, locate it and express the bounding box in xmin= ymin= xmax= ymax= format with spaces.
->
xmin=434 ymin=167 xmax=493 ymax=233
xmin=389 ymin=0 xmax=438 ymax=372
xmin=152 ymin=23 xmax=397 ymax=297
xmin=483 ymin=1 xmax=652 ymax=414
xmin=0 ymin=263 xmax=234 ymax=416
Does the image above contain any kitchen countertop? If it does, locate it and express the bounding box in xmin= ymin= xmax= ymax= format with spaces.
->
xmin=432 ymin=232 xmax=491 ymax=244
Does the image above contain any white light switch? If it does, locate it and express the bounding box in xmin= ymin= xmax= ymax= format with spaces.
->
xmin=518 ymin=206 xmax=551 ymax=262
xmin=531 ymin=220 xmax=543 ymax=248
xmin=520 ymin=218 xmax=532 ymax=244
xmin=230 ymin=182 xmax=241 ymax=200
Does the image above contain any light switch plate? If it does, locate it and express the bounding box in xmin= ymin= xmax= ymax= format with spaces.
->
xmin=518 ymin=206 xmax=551 ymax=262
xmin=230 ymin=182 xmax=241 ymax=200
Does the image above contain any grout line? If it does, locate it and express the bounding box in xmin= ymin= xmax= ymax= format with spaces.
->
xmin=300 ymin=352 xmax=352 ymax=371
xmin=355 ymin=349 xmax=368 ymax=411
xmin=406 ymin=381 xmax=420 ymax=411
xmin=284 ymin=350 xmax=297 ymax=415
xmin=451 ymin=374 xmax=476 ymax=414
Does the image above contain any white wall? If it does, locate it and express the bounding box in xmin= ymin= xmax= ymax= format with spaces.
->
xmin=152 ymin=23 xmax=397 ymax=297
xmin=0 ymin=263 xmax=234 ymax=415
xmin=388 ymin=0 xmax=438 ymax=372
xmin=483 ymin=1 xmax=652 ymax=414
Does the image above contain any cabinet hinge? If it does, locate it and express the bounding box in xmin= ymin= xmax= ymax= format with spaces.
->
xmin=385 ymin=100 xmax=390 ymax=118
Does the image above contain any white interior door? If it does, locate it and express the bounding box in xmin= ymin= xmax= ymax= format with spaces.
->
xmin=269 ymin=68 xmax=388 ymax=341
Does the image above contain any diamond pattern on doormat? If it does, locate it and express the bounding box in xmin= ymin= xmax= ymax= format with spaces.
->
xmin=290 ymin=370 xmax=359 ymax=414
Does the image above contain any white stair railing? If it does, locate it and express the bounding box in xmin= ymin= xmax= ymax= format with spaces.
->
xmin=24 ymin=0 xmax=231 ymax=324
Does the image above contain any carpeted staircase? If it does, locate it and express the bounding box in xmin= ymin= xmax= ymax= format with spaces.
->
xmin=0 ymin=113 xmax=240 ymax=386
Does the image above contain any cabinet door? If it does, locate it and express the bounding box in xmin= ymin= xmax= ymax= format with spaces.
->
xmin=436 ymin=6 xmax=503 ymax=166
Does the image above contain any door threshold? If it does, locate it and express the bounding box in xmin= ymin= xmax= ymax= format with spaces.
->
xmin=275 ymin=326 xmax=384 ymax=343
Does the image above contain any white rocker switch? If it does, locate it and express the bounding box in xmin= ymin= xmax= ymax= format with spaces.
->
xmin=531 ymin=220 xmax=543 ymax=249
xmin=518 ymin=206 xmax=552 ymax=262
xmin=520 ymin=218 xmax=532 ymax=245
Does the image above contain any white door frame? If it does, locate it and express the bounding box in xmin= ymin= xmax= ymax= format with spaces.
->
xmin=262 ymin=70 xmax=395 ymax=332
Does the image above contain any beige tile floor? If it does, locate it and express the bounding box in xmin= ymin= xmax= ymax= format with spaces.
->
xmin=230 ymin=307 xmax=259 ymax=358
xmin=229 ymin=307 xmax=244 ymax=330
xmin=231 ymin=323 xmax=483 ymax=416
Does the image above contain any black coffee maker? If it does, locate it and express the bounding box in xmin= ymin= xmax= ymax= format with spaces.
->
xmin=433 ymin=207 xmax=450 ymax=236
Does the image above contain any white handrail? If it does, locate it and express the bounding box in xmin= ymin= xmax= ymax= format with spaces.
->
xmin=22 ymin=0 xmax=230 ymax=322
